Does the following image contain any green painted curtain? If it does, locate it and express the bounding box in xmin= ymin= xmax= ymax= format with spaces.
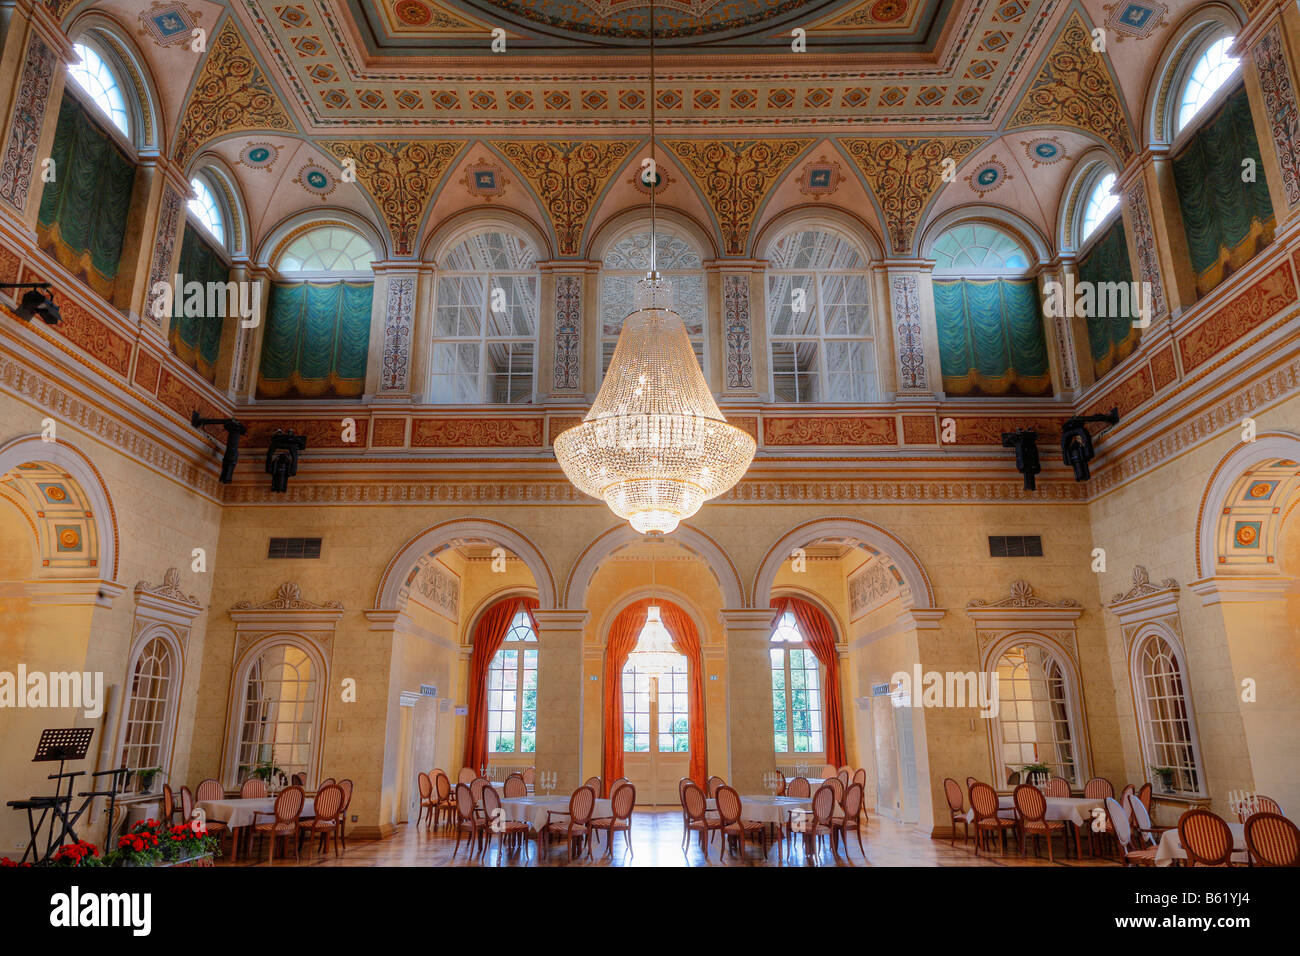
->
xmin=36 ymin=93 xmax=136 ymax=307
xmin=934 ymin=278 xmax=1050 ymax=396
xmin=256 ymin=280 xmax=373 ymax=399
xmin=1172 ymin=83 xmax=1275 ymax=298
xmin=168 ymin=226 xmax=229 ymax=383
xmin=1077 ymin=217 xmax=1137 ymax=379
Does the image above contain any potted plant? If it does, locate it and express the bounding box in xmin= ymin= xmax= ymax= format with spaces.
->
xmin=108 ymin=819 xmax=220 ymax=867
xmin=134 ymin=767 xmax=164 ymax=794
xmin=111 ymin=819 xmax=165 ymax=867
xmin=1021 ymin=762 xmax=1052 ymax=787
xmin=1150 ymin=766 xmax=1176 ymax=792
xmin=251 ymin=760 xmax=286 ymax=789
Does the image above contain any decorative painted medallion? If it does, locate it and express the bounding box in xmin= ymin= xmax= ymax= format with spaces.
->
xmin=1246 ymin=480 xmax=1277 ymax=500
xmin=238 ymin=142 xmax=279 ymax=171
xmin=294 ymin=162 xmax=336 ymax=199
xmin=629 ymin=162 xmax=673 ymax=196
xmin=137 ymin=1 xmax=200 ymax=47
xmin=799 ymin=155 xmax=845 ymax=199
xmin=1022 ymin=136 xmax=1065 ymax=168
xmin=461 ymin=158 xmax=509 ymax=200
xmin=1102 ymin=1 xmax=1169 ymax=41
xmin=965 ymin=155 xmax=1010 ymax=194
xmin=1233 ymin=521 xmax=1261 ymax=548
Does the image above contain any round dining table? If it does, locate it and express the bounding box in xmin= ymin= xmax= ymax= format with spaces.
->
xmin=198 ymin=796 xmax=316 ymax=861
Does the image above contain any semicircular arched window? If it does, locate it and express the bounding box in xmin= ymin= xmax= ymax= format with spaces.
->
xmin=599 ymin=229 xmax=705 ymax=378
xmin=1178 ymin=35 xmax=1239 ymax=133
xmin=764 ymin=228 xmax=875 ymax=403
xmin=276 ymin=225 xmax=376 ymax=274
xmin=1079 ymin=172 xmax=1119 ymax=243
xmin=68 ymin=41 xmax=129 ymax=136
xmin=188 ymin=176 xmax=225 ymax=247
xmin=431 ymin=229 xmax=539 ymax=404
xmin=932 ymin=223 xmax=1030 ymax=273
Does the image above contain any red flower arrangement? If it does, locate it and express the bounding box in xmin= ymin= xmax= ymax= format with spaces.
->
xmin=51 ymin=840 xmax=102 ymax=867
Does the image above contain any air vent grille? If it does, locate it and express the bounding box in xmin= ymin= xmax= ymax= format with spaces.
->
xmin=988 ymin=535 xmax=1043 ymax=558
xmin=267 ymin=537 xmax=322 ymax=559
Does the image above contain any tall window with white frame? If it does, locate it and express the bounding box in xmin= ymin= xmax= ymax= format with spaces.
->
xmin=993 ymin=644 xmax=1078 ymax=786
xmin=486 ymin=610 xmax=538 ymax=755
xmin=622 ymin=659 xmax=689 ymax=753
xmin=1135 ymin=633 xmax=1202 ymax=795
xmin=770 ymin=610 xmax=825 ymax=759
xmin=120 ymin=636 xmax=176 ymax=781
xmin=765 ymin=228 xmax=876 ymax=402
xmin=432 ymin=230 xmax=538 ymax=404
xmin=600 ymin=229 xmax=706 ymax=376
xmin=235 ymin=643 xmax=318 ymax=785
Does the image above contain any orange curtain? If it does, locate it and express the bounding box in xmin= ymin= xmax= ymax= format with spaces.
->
xmin=601 ymin=600 xmax=649 ymax=794
xmin=659 ymin=602 xmax=708 ymax=789
xmin=772 ymin=596 xmax=847 ymax=767
xmin=462 ymin=595 xmax=538 ymax=773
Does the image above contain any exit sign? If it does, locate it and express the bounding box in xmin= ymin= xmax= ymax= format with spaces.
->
xmin=419 ymin=684 xmax=437 ymax=697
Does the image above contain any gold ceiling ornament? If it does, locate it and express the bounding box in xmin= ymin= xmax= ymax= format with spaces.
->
xmin=552 ymin=0 xmax=755 ymax=534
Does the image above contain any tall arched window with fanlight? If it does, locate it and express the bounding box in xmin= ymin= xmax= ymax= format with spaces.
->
xmin=991 ymin=642 xmax=1082 ymax=786
xmin=1071 ymin=166 xmax=1137 ymax=380
xmin=118 ymin=632 xmax=181 ymax=786
xmin=765 ymin=228 xmax=875 ymax=403
xmin=432 ymin=230 xmax=539 ymax=404
xmin=233 ymin=640 xmax=321 ymax=785
xmin=486 ymin=609 xmax=539 ymax=754
xmin=770 ymin=610 xmax=825 ymax=758
xmin=170 ymin=172 xmax=233 ymax=383
xmin=1131 ymin=630 xmax=1205 ymax=796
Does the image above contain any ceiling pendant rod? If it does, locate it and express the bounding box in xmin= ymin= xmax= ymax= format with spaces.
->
xmin=649 ymin=0 xmax=657 ymax=278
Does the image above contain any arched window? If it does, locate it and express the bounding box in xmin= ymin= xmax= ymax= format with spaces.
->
xmin=432 ymin=230 xmax=538 ymax=404
xmin=1178 ymin=35 xmax=1239 ymax=133
xmin=765 ymin=228 xmax=875 ymax=402
xmin=486 ymin=609 xmax=538 ymax=754
xmin=234 ymin=641 xmax=319 ymax=784
xmin=119 ymin=634 xmax=178 ymax=778
xmin=68 ymin=41 xmax=129 ymax=136
xmin=600 ymin=229 xmax=705 ymax=376
xmin=188 ymin=175 xmax=225 ymax=247
xmin=770 ymin=610 xmax=824 ymax=756
xmin=276 ymin=225 xmax=376 ymax=274
xmin=931 ymin=223 xmax=1049 ymax=397
xmin=1133 ymin=631 xmax=1204 ymax=795
xmin=1079 ymin=172 xmax=1119 ymax=243
xmin=992 ymin=643 xmax=1080 ymax=786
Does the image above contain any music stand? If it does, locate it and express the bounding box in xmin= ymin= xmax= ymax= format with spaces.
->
xmin=5 ymin=728 xmax=93 ymax=863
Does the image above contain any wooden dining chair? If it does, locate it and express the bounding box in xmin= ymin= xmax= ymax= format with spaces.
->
xmin=240 ymin=778 xmax=267 ymax=799
xmin=481 ymin=785 xmax=530 ymax=861
xmin=1014 ymin=784 xmax=1068 ymax=862
xmin=1178 ymin=808 xmax=1237 ymax=866
xmin=318 ymin=777 xmax=336 ymax=789
xmin=179 ymin=785 xmax=195 ymax=822
xmin=1105 ymin=797 xmax=1157 ymax=866
xmin=161 ymin=784 xmax=176 ymax=824
xmin=503 ymin=773 xmax=527 ymax=798
xmin=1243 ymin=812 xmax=1300 ymax=866
xmin=801 ymin=784 xmax=838 ymax=862
xmin=1236 ymin=794 xmax=1283 ymax=822
xmin=416 ymin=772 xmax=436 ymax=828
xmin=298 ymin=783 xmax=344 ymax=857
xmin=820 ymin=764 xmax=836 ymax=780
xmin=540 ymin=785 xmax=596 ymax=861
xmin=252 ymin=786 xmax=305 ymax=862
xmin=470 ymin=776 xmax=490 ymax=815
xmin=851 ymin=768 xmax=866 ymax=791
xmin=1084 ymin=777 xmax=1114 ymax=799
xmin=1136 ymin=781 xmax=1152 ymax=811
xmin=1044 ymin=777 xmax=1070 ymax=797
xmin=833 ymin=782 xmax=866 ymax=858
xmin=433 ymin=770 xmax=454 ymax=830
xmin=591 ymin=782 xmax=637 ymax=858
xmin=826 ymin=776 xmax=845 ymax=806
xmin=457 ymin=767 xmax=477 ymax=785
xmin=1128 ymin=792 xmax=1172 ymax=849
xmin=195 ymin=778 xmax=223 ymax=802
xmin=522 ymin=766 xmax=536 ymax=793
xmin=682 ymin=782 xmax=721 ymax=857
xmin=606 ymin=776 xmax=629 ymax=799
xmin=943 ymin=777 xmax=969 ymax=847
xmin=290 ymin=773 xmax=305 ymax=787
xmin=677 ymin=777 xmax=693 ymax=844
xmin=452 ymin=784 xmax=487 ymax=858
xmin=716 ymin=785 xmax=769 ymax=859
xmin=836 ymin=769 xmax=850 ymax=788
xmin=786 ymin=776 xmax=810 ymax=798
xmin=583 ymin=775 xmax=602 ymax=796
xmin=336 ymin=778 xmax=353 ymax=848
xmin=706 ymin=775 xmax=725 ymax=798
xmin=970 ymin=781 xmax=1018 ymax=856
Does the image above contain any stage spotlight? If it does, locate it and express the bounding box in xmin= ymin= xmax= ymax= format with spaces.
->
xmin=1001 ymin=429 xmax=1041 ymax=490
xmin=1060 ymin=407 xmax=1120 ymax=482
xmin=3 ymin=282 xmax=61 ymax=324
xmin=265 ymin=430 xmax=307 ymax=493
xmin=191 ymin=412 xmax=247 ymax=484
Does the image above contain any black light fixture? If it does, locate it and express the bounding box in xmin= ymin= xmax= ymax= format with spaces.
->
xmin=191 ymin=412 xmax=247 ymax=484
xmin=265 ymin=430 xmax=307 ymax=494
xmin=2 ymin=282 xmax=61 ymax=324
xmin=1001 ymin=429 xmax=1042 ymax=490
xmin=1060 ymin=407 xmax=1120 ymax=482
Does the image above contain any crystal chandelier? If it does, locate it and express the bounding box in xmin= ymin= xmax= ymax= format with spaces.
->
xmin=552 ymin=0 xmax=756 ymax=534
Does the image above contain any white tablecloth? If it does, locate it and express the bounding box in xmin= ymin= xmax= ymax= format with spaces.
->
xmin=198 ymin=796 xmax=315 ymax=829
xmin=499 ymin=795 xmax=613 ymax=831
xmin=965 ymin=795 xmax=1101 ymax=827
xmin=1155 ymin=822 xmax=1248 ymax=866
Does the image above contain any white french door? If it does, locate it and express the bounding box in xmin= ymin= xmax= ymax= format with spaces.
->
xmin=620 ymin=658 xmax=690 ymax=805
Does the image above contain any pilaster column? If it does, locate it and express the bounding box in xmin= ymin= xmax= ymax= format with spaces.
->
xmin=539 ymin=261 xmax=594 ymax=399
xmin=1237 ymin=3 xmax=1300 ymax=230
xmin=712 ymin=260 xmax=763 ymax=400
xmin=1134 ymin=150 xmax=1198 ymax=317
xmin=368 ymin=262 xmax=420 ymax=401
xmin=138 ymin=172 xmax=189 ymax=345
xmin=1116 ymin=164 xmax=1171 ymax=330
xmin=212 ymin=256 xmax=250 ymax=392
xmin=229 ymin=264 xmax=270 ymax=400
xmin=1038 ymin=263 xmax=1084 ymax=398
xmin=533 ymin=609 xmax=589 ymax=791
xmin=719 ymin=608 xmax=777 ymax=794
xmin=882 ymin=262 xmax=939 ymax=399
